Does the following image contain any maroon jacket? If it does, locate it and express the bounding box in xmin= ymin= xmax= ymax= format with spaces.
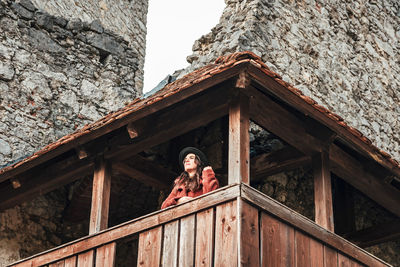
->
xmin=161 ymin=168 xmax=219 ymax=209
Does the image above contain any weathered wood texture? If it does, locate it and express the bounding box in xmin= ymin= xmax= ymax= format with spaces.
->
xmin=313 ymin=152 xmax=334 ymax=231
xmin=161 ymin=220 xmax=179 ymax=267
xmin=195 ymin=208 xmax=215 ymax=267
xmin=229 ymin=93 xmax=250 ymax=184
xmin=77 ymin=250 xmax=94 ymax=267
xmin=137 ymin=226 xmax=162 ymax=267
xmin=215 ymin=200 xmax=238 ymax=267
xmin=10 ymin=184 xmax=390 ymax=267
xmin=89 ymin=158 xmax=111 ymax=234
xmin=95 ymin=242 xmax=116 ymax=267
xmin=241 ymin=184 xmax=390 ymax=267
xmin=179 ymin=215 xmax=196 ymax=267
xmin=239 ymin=200 xmax=259 ymax=266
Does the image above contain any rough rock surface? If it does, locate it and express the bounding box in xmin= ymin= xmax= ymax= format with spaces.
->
xmin=0 ymin=0 xmax=140 ymax=167
xmin=185 ymin=0 xmax=400 ymax=163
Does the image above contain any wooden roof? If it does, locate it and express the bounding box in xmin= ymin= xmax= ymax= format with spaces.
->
xmin=0 ymin=51 xmax=399 ymax=215
xmin=1 ymin=51 xmax=399 ymax=179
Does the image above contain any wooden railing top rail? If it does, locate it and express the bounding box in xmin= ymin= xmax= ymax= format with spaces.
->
xmin=10 ymin=183 xmax=391 ymax=267
xmin=10 ymin=184 xmax=240 ymax=267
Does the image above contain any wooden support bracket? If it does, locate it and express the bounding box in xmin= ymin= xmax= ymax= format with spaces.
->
xmin=127 ymin=123 xmax=139 ymax=139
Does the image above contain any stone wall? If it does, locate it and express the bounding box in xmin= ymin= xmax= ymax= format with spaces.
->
xmin=29 ymin=0 xmax=148 ymax=92
xmin=185 ymin=0 xmax=400 ymax=162
xmin=0 ymin=0 xmax=141 ymax=167
xmin=184 ymin=0 xmax=399 ymax=265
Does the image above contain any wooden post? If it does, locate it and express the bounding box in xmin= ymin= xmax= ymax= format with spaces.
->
xmin=313 ymin=152 xmax=334 ymax=232
xmin=228 ymin=93 xmax=250 ymax=184
xmin=89 ymin=156 xmax=111 ymax=234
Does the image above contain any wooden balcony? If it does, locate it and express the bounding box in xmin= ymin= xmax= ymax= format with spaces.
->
xmin=9 ymin=183 xmax=390 ymax=267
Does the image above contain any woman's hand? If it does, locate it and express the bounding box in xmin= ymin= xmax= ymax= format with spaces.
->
xmin=203 ymin=166 xmax=213 ymax=171
xmin=176 ymin=196 xmax=193 ymax=204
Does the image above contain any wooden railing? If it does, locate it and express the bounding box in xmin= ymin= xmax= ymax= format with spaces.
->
xmin=9 ymin=184 xmax=390 ymax=267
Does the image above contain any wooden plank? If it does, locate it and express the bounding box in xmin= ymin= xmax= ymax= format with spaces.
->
xmin=295 ymin=231 xmax=311 ymax=267
xmin=77 ymin=250 xmax=94 ymax=267
xmin=228 ymin=93 xmax=250 ymax=184
xmin=112 ymin=162 xmax=169 ymax=189
xmin=137 ymin=226 xmax=162 ymax=267
xmin=179 ymin=215 xmax=195 ymax=267
xmin=247 ymin=64 xmax=400 ymax=178
xmin=215 ymin=200 xmax=238 ymax=267
xmin=313 ymin=152 xmax=334 ymax=231
xmin=248 ymin=86 xmax=400 ymax=218
xmin=49 ymin=260 xmax=65 ymax=267
xmin=346 ymin=219 xmax=400 ymax=248
xmin=10 ymin=184 xmax=240 ymax=267
xmin=260 ymin=212 xmax=295 ymax=267
xmin=330 ymin=145 xmax=400 ymax=217
xmin=95 ymin=242 xmax=116 ymax=267
xmin=309 ymin=236 xmax=324 ymax=267
xmin=64 ymin=257 xmax=77 ymax=267
xmin=240 ymin=184 xmax=390 ymax=267
xmin=0 ymin=158 xmax=94 ymax=211
xmin=324 ymin=246 xmax=338 ymax=267
xmin=106 ymin=85 xmax=230 ymax=162
xmin=251 ymin=147 xmax=310 ymax=181
xmin=161 ymin=220 xmax=179 ymax=267
xmin=239 ymin=200 xmax=259 ymax=266
xmin=89 ymin=157 xmax=111 ymax=234
xmin=195 ymin=208 xmax=215 ymax=267
xmin=0 ymin=63 xmax=245 ymax=183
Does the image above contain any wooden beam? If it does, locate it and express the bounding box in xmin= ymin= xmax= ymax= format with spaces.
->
xmin=105 ymin=86 xmax=230 ymax=161
xmin=345 ymin=219 xmax=400 ymax=248
xmin=112 ymin=162 xmax=169 ymax=189
xmin=0 ymin=157 xmax=94 ymax=211
xmin=248 ymin=86 xmax=400 ymax=217
xmin=89 ymin=157 xmax=111 ymax=234
xmin=313 ymin=152 xmax=334 ymax=231
xmin=228 ymin=92 xmax=250 ymax=184
xmin=126 ymin=123 xmax=138 ymax=139
xmin=247 ymin=64 xmax=400 ymax=178
xmin=250 ymin=147 xmax=310 ymax=181
xmin=330 ymin=145 xmax=400 ymax=217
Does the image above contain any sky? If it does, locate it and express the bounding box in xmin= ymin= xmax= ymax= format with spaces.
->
xmin=143 ymin=0 xmax=226 ymax=93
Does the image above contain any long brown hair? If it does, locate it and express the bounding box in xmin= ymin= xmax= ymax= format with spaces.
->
xmin=175 ymin=155 xmax=204 ymax=192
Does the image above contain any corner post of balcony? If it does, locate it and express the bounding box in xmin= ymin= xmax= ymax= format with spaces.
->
xmin=228 ymin=90 xmax=250 ymax=185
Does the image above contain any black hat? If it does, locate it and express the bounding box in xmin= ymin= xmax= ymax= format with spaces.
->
xmin=179 ymin=147 xmax=208 ymax=170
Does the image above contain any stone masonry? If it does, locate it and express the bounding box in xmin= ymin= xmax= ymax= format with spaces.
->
xmin=185 ymin=0 xmax=400 ymax=162
xmin=184 ymin=0 xmax=400 ymax=265
xmin=0 ymin=0 xmax=142 ymax=167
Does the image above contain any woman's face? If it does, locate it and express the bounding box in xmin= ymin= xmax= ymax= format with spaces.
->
xmin=183 ymin=153 xmax=198 ymax=172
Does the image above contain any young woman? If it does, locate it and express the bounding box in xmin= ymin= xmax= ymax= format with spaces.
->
xmin=161 ymin=147 xmax=219 ymax=209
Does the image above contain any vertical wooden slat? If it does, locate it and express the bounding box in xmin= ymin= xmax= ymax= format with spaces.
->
xmin=295 ymin=231 xmax=311 ymax=266
xmin=96 ymin=242 xmax=116 ymax=267
xmin=179 ymin=215 xmax=195 ymax=267
xmin=49 ymin=260 xmax=65 ymax=267
xmin=77 ymin=250 xmax=94 ymax=267
xmin=215 ymin=200 xmax=238 ymax=267
xmin=260 ymin=212 xmax=294 ymax=267
xmin=161 ymin=220 xmax=179 ymax=267
xmin=195 ymin=208 xmax=215 ymax=267
xmin=228 ymin=93 xmax=250 ymax=184
xmin=89 ymin=157 xmax=111 ymax=234
xmin=310 ymin=237 xmax=324 ymax=267
xmin=137 ymin=226 xmax=163 ymax=267
xmin=313 ymin=152 xmax=334 ymax=231
xmin=64 ymin=257 xmax=77 ymax=267
xmin=324 ymin=246 xmax=338 ymax=267
xmin=239 ymin=200 xmax=259 ymax=266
